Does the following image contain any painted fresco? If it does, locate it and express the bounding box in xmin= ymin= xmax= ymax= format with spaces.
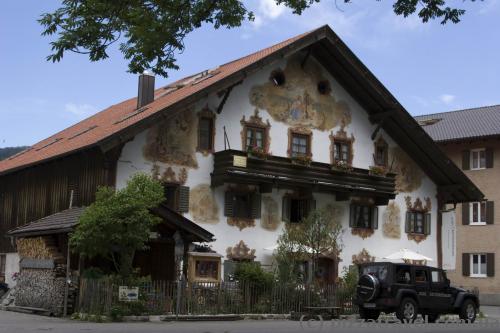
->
xmin=383 ymin=201 xmax=401 ymax=239
xmin=143 ymin=109 xmax=198 ymax=168
xmin=249 ymin=55 xmax=351 ymax=131
xmin=261 ymin=195 xmax=280 ymax=231
xmin=226 ymin=240 xmax=256 ymax=261
xmin=189 ymin=184 xmax=219 ymax=224
xmin=390 ymin=147 xmax=423 ymax=193
xmin=352 ymin=248 xmax=375 ymax=265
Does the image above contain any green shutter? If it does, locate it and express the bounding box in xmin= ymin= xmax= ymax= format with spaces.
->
xmin=462 ymin=203 xmax=470 ymax=225
xmin=405 ymin=211 xmax=412 ymax=233
xmin=371 ymin=206 xmax=378 ymax=229
xmin=462 ymin=253 xmax=470 ymax=276
xmin=486 ymin=201 xmax=494 ymax=225
xmin=462 ymin=150 xmax=470 ymax=170
xmin=487 ymin=253 xmax=495 ymax=277
xmin=349 ymin=204 xmax=356 ymax=228
xmin=282 ymin=196 xmax=291 ymax=222
xmin=424 ymin=213 xmax=431 ymax=235
xmin=178 ymin=186 xmax=190 ymax=213
xmin=224 ymin=191 xmax=234 ymax=217
xmin=251 ymin=193 xmax=261 ymax=219
xmin=485 ymin=148 xmax=494 ymax=169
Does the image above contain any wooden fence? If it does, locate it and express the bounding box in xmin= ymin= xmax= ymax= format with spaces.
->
xmin=77 ymin=279 xmax=357 ymax=316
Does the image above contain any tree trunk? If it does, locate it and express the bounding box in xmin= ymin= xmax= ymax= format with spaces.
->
xmin=119 ymin=248 xmax=135 ymax=279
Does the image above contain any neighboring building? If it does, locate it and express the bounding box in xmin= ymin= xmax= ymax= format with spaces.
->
xmin=416 ymin=105 xmax=500 ymax=305
xmin=0 ymin=26 xmax=482 ymax=288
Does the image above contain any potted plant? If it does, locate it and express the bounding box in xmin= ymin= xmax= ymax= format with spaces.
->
xmin=291 ymin=154 xmax=312 ymax=166
xmin=247 ymin=145 xmax=268 ymax=159
xmin=369 ymin=165 xmax=387 ymax=176
xmin=331 ymin=160 xmax=353 ymax=172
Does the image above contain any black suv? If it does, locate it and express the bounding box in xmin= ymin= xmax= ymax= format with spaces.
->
xmin=354 ymin=262 xmax=479 ymax=322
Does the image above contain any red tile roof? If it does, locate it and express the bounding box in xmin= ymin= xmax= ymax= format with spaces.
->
xmin=0 ymin=27 xmax=319 ymax=176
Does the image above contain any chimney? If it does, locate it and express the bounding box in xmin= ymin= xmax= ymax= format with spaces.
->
xmin=137 ymin=71 xmax=155 ymax=109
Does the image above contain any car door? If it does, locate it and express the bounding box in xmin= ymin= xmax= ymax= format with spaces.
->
xmin=429 ymin=269 xmax=454 ymax=311
xmin=413 ymin=267 xmax=431 ymax=309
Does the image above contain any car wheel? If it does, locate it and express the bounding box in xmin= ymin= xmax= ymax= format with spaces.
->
xmin=396 ymin=297 xmax=418 ymax=323
xmin=359 ymin=307 xmax=380 ymax=321
xmin=459 ymin=299 xmax=477 ymax=323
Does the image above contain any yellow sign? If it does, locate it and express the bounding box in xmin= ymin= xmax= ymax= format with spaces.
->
xmin=233 ymin=155 xmax=247 ymax=168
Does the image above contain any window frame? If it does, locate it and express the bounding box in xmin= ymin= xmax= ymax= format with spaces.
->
xmin=197 ymin=110 xmax=216 ymax=153
xmin=470 ymin=253 xmax=488 ymax=278
xmin=406 ymin=211 xmax=428 ymax=234
xmin=350 ymin=204 xmax=375 ymax=229
xmin=195 ymin=259 xmax=219 ymax=279
xmin=333 ymin=141 xmax=351 ymax=164
xmin=244 ymin=125 xmax=266 ymax=151
xmin=470 ymin=148 xmax=486 ymax=170
xmin=373 ymin=137 xmax=389 ymax=167
xmin=282 ymin=195 xmax=315 ymax=223
xmin=290 ymin=132 xmax=311 ymax=158
xmin=470 ymin=201 xmax=487 ymax=225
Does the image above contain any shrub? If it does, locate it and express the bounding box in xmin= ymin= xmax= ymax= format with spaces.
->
xmin=234 ymin=262 xmax=274 ymax=288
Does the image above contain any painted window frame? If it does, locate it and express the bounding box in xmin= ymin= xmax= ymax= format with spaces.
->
xmin=470 ymin=201 xmax=487 ymax=225
xmin=470 ymin=148 xmax=486 ymax=170
xmin=244 ymin=125 xmax=267 ymax=151
xmin=290 ymin=132 xmax=311 ymax=158
xmin=470 ymin=253 xmax=488 ymax=278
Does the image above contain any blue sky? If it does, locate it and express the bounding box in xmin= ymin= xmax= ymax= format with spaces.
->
xmin=1 ymin=0 xmax=500 ymax=147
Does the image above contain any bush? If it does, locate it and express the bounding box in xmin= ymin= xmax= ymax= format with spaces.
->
xmin=82 ymin=267 xmax=105 ymax=279
xmin=234 ymin=262 xmax=274 ymax=288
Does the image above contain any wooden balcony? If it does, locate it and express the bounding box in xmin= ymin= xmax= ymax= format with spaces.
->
xmin=211 ymin=150 xmax=396 ymax=205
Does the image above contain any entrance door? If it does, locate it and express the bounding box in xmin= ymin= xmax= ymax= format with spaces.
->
xmin=315 ymin=258 xmax=337 ymax=284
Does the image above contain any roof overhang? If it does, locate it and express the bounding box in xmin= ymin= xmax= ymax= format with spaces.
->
xmin=0 ymin=26 xmax=483 ymax=203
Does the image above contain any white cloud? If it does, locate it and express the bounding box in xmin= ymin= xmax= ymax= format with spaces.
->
xmin=64 ymin=103 xmax=97 ymax=117
xmin=439 ymin=94 xmax=456 ymax=105
xmin=259 ymin=0 xmax=286 ymax=19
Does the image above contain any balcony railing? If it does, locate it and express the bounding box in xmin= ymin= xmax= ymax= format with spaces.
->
xmin=211 ymin=150 xmax=396 ymax=204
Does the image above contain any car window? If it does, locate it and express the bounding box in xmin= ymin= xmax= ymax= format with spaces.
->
xmin=396 ymin=267 xmax=411 ymax=284
xmin=415 ymin=269 xmax=428 ymax=283
xmin=431 ymin=270 xmax=443 ymax=283
xmin=361 ymin=265 xmax=389 ymax=283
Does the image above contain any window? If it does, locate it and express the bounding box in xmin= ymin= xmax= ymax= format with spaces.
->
xmin=0 ymin=254 xmax=5 ymax=283
xmin=163 ymin=184 xmax=190 ymax=213
xmin=195 ymin=260 xmax=219 ymax=279
xmin=471 ymin=148 xmax=486 ymax=170
xmin=373 ymin=138 xmax=389 ymax=167
xmin=470 ymin=202 xmax=487 ymax=225
xmin=349 ymin=204 xmax=378 ymax=229
xmin=415 ymin=269 xmax=428 ymax=283
xmin=333 ymin=141 xmax=350 ymax=163
xmin=282 ymin=196 xmax=315 ymax=223
xmin=431 ymin=270 xmax=444 ymax=283
xmin=245 ymin=126 xmax=265 ymax=150
xmin=290 ymin=133 xmax=310 ymax=157
xmin=198 ymin=116 xmax=214 ymax=151
xmin=224 ymin=191 xmax=261 ymax=219
xmin=396 ymin=266 xmax=411 ymax=284
xmin=405 ymin=211 xmax=431 ymax=235
xmin=471 ymin=254 xmax=487 ymax=277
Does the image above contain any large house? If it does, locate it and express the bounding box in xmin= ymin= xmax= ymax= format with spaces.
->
xmin=417 ymin=106 xmax=499 ymax=305
xmin=0 ymin=26 xmax=482 ymax=289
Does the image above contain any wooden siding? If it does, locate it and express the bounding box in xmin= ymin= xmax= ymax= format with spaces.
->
xmin=0 ymin=147 xmax=119 ymax=252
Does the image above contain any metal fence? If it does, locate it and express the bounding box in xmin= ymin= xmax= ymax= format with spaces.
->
xmin=77 ymin=279 xmax=357 ymax=316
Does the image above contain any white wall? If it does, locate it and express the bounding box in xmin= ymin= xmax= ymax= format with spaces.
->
xmin=4 ymin=252 xmax=19 ymax=287
xmin=116 ymin=54 xmax=439 ymax=276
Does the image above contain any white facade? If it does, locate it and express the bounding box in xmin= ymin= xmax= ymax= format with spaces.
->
xmin=116 ymin=54 xmax=439 ymax=277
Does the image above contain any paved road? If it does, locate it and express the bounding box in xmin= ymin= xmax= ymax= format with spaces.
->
xmin=1 ymin=310 xmax=500 ymax=333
